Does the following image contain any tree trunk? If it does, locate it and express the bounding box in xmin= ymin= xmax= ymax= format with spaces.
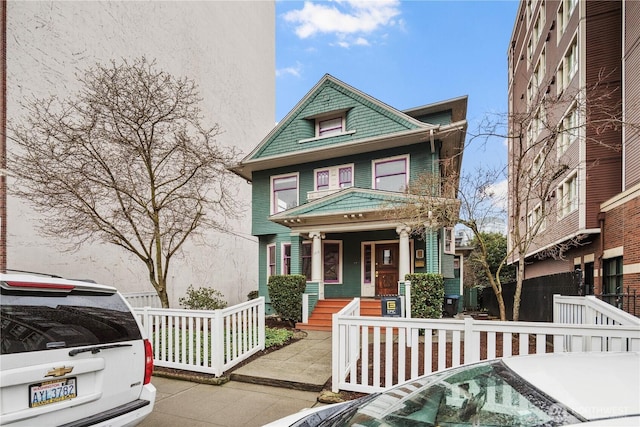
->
xmin=513 ymin=260 xmax=525 ymax=321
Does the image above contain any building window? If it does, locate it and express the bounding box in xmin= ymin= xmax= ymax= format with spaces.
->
xmin=317 ymin=116 xmax=343 ymax=137
xmin=565 ymin=37 xmax=578 ymax=86
xmin=316 ymin=170 xmax=329 ymax=191
xmin=339 ymin=167 xmax=352 ymax=188
xmin=267 ymin=244 xmax=276 ymax=277
xmin=323 ymin=242 xmax=342 ymax=283
xmin=443 ymin=228 xmax=455 ymax=254
xmin=528 ymin=204 xmax=546 ymax=233
xmin=314 ymin=164 xmax=354 ymax=192
xmin=603 ymin=256 xmax=623 ymax=308
xmin=558 ymin=103 xmax=579 ymax=155
xmin=558 ymin=0 xmax=577 ymax=36
xmin=272 ymin=174 xmax=298 ymax=214
xmin=558 ymin=172 xmax=578 ymax=218
xmin=301 ymin=242 xmax=311 ymax=281
xmin=374 ymin=156 xmax=408 ymax=192
xmin=282 ymin=243 xmax=291 ymax=275
xmin=363 ymin=244 xmax=372 ymax=284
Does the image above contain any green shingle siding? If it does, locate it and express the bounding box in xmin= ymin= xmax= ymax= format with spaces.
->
xmin=414 ymin=110 xmax=452 ymax=126
xmin=251 ymin=80 xmax=421 ymax=160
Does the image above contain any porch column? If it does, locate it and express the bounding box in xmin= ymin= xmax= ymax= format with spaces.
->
xmin=396 ymin=225 xmax=411 ymax=282
xmin=309 ymin=231 xmax=325 ymax=299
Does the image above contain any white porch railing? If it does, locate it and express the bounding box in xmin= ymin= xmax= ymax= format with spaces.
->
xmin=332 ymin=298 xmax=640 ymax=394
xmin=134 ymin=297 xmax=265 ymax=377
xmin=124 ymin=291 xmax=162 ymax=308
xmin=553 ymin=294 xmax=640 ymax=326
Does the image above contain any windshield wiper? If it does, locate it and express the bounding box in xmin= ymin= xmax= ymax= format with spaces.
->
xmin=69 ymin=343 xmax=132 ymax=356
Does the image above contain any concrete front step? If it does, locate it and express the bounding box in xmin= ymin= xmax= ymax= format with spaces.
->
xmin=296 ymin=298 xmax=383 ymax=331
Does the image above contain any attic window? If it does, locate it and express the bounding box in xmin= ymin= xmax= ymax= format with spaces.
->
xmin=317 ymin=116 xmax=344 ymax=137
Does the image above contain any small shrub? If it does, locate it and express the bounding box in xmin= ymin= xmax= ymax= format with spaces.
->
xmin=267 ymin=274 xmax=306 ymax=325
xmin=265 ymin=327 xmax=293 ymax=348
xmin=247 ymin=290 xmax=259 ymax=300
xmin=407 ymin=273 xmax=445 ymax=319
xmin=179 ymin=285 xmax=227 ymax=310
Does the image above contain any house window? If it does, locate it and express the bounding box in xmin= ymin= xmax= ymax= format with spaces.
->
xmin=324 ymin=242 xmax=342 ymax=283
xmin=603 ymin=256 xmax=623 ymax=308
xmin=363 ymin=244 xmax=372 ymax=284
xmin=316 ymin=170 xmax=329 ymax=191
xmin=301 ymin=242 xmax=311 ymax=281
xmin=282 ymin=243 xmax=291 ymax=275
xmin=272 ymin=174 xmax=298 ymax=214
xmin=374 ymin=156 xmax=408 ymax=192
xmin=314 ymin=164 xmax=354 ymax=192
xmin=443 ymin=228 xmax=455 ymax=254
xmin=528 ymin=204 xmax=546 ymax=232
xmin=558 ymin=172 xmax=578 ymax=218
xmin=339 ymin=167 xmax=352 ymax=188
xmin=267 ymin=244 xmax=276 ymax=277
xmin=317 ymin=116 xmax=343 ymax=137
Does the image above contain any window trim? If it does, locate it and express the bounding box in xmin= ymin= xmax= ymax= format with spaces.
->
xmin=557 ymin=171 xmax=578 ymax=219
xmin=267 ymin=244 xmax=276 ymax=278
xmin=281 ymin=243 xmax=291 ymax=275
xmin=271 ymin=172 xmax=299 ymax=214
xmin=372 ymin=154 xmax=410 ymax=192
xmin=322 ymin=240 xmax=343 ymax=284
xmin=313 ymin=163 xmax=355 ymax=192
xmin=557 ymin=101 xmax=579 ymax=157
xmin=443 ymin=228 xmax=455 ymax=255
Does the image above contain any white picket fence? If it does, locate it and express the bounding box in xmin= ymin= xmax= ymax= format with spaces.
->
xmin=553 ymin=294 xmax=640 ymax=326
xmin=332 ymin=298 xmax=640 ymax=393
xmin=134 ymin=297 xmax=265 ymax=377
xmin=124 ymin=291 xmax=162 ymax=308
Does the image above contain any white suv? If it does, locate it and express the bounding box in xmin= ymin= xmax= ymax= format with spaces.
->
xmin=0 ymin=273 xmax=156 ymax=426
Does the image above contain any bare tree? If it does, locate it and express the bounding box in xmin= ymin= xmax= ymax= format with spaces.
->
xmin=392 ymin=71 xmax=626 ymax=320
xmin=8 ymin=57 xmax=241 ymax=307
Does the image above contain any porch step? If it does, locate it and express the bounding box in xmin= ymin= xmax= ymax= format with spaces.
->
xmin=296 ymin=298 xmax=382 ymax=331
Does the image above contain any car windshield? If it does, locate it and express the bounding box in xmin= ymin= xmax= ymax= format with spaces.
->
xmin=320 ymin=360 xmax=583 ymax=427
xmin=1 ymin=288 xmax=142 ymax=354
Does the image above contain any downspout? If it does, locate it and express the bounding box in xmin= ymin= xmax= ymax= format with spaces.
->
xmin=597 ymin=212 xmax=606 ymax=294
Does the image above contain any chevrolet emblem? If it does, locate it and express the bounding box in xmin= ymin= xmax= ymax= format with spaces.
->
xmin=45 ymin=366 xmax=74 ymax=378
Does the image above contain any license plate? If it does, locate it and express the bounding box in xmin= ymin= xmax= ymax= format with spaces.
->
xmin=29 ymin=377 xmax=77 ymax=408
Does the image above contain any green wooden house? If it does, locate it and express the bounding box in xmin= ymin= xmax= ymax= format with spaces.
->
xmin=230 ymin=75 xmax=467 ymax=313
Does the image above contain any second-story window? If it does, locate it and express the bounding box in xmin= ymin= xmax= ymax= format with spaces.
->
xmin=317 ymin=116 xmax=343 ymax=137
xmin=314 ymin=164 xmax=354 ymax=192
xmin=558 ymin=172 xmax=578 ymax=218
xmin=272 ymin=174 xmax=298 ymax=214
xmin=374 ymin=156 xmax=408 ymax=192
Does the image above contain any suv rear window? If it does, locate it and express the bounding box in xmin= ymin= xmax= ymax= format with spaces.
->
xmin=1 ymin=288 xmax=142 ymax=355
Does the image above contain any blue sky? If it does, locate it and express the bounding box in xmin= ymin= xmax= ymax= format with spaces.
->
xmin=275 ymin=0 xmax=519 ymax=173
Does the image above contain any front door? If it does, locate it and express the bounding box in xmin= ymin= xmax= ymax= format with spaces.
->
xmin=375 ymin=243 xmax=399 ymax=296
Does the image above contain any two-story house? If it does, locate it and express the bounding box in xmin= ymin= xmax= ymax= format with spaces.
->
xmin=231 ymin=75 xmax=467 ymax=314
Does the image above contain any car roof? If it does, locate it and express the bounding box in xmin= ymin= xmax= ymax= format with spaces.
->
xmin=503 ymin=352 xmax=640 ymax=420
xmin=0 ymin=273 xmax=117 ymax=293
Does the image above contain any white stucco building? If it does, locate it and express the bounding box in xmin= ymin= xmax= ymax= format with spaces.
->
xmin=5 ymin=1 xmax=275 ymax=306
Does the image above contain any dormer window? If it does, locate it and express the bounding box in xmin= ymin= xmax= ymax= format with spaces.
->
xmin=317 ymin=116 xmax=344 ymax=137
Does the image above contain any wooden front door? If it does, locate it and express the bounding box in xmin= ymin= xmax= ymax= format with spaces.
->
xmin=375 ymin=243 xmax=399 ymax=296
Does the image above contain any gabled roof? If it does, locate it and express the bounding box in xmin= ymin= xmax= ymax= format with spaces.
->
xmin=268 ymin=187 xmax=412 ymax=232
xmin=230 ymin=74 xmax=467 ymax=181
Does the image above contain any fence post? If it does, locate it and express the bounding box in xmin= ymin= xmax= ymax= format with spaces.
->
xmin=258 ymin=297 xmax=266 ymax=350
xmin=552 ymin=294 xmax=560 ymax=323
xmin=302 ymin=293 xmax=310 ymax=323
xmin=331 ymin=310 xmax=341 ymax=393
xmin=211 ymin=309 xmax=224 ymax=377
xmin=463 ymin=317 xmax=480 ymax=364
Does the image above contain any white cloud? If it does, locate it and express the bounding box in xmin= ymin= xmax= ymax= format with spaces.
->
xmin=487 ymin=179 xmax=508 ymax=211
xmin=276 ymin=61 xmax=303 ymax=78
xmin=283 ymin=0 xmax=401 ymax=46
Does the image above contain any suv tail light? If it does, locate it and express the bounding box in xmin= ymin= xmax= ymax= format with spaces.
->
xmin=143 ymin=339 xmax=154 ymax=385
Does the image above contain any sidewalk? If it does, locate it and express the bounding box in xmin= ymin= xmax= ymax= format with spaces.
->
xmin=140 ymin=330 xmax=333 ymax=426
xmin=230 ymin=330 xmax=332 ymax=391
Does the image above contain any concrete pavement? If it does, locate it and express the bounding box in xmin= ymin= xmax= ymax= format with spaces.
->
xmin=140 ymin=330 xmax=333 ymax=426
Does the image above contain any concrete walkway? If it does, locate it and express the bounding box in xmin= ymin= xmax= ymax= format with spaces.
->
xmin=230 ymin=330 xmax=332 ymax=391
xmin=140 ymin=330 xmax=333 ymax=426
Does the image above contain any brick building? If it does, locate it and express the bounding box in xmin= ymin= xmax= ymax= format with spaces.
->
xmin=507 ymin=0 xmax=639 ymax=315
